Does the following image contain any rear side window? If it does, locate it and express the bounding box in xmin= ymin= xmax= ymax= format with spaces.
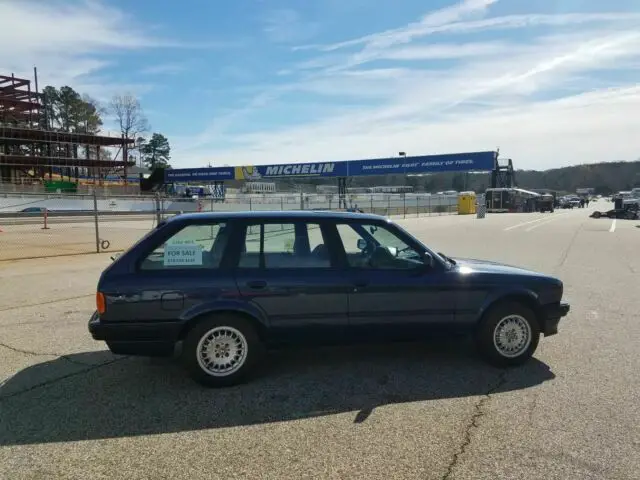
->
xmin=140 ymin=222 xmax=228 ymax=270
xmin=238 ymin=222 xmax=332 ymax=269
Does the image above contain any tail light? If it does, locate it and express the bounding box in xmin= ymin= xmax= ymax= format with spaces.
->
xmin=96 ymin=292 xmax=106 ymax=314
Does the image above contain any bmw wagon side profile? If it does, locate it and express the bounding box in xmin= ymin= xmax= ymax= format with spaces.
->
xmin=89 ymin=211 xmax=570 ymax=387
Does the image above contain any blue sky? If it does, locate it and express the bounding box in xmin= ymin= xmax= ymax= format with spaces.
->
xmin=1 ymin=0 xmax=640 ymax=170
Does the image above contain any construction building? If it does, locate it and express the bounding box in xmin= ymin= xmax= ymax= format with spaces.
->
xmin=0 ymin=69 xmax=134 ymax=191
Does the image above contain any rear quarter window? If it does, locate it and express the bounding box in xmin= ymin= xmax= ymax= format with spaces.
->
xmin=139 ymin=222 xmax=227 ymax=270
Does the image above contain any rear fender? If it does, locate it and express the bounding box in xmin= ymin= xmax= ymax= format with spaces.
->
xmin=179 ymin=300 xmax=269 ymax=328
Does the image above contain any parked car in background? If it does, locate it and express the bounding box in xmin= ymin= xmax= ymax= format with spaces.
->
xmin=89 ymin=211 xmax=570 ymax=387
xmin=20 ymin=207 xmax=47 ymax=213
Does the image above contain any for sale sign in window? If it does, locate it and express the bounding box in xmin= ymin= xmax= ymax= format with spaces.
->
xmin=163 ymin=244 xmax=203 ymax=266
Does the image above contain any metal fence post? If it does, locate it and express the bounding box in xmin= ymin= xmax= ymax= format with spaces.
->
xmin=93 ymin=191 xmax=100 ymax=253
xmin=403 ymin=193 xmax=406 ymax=218
xmin=155 ymin=193 xmax=162 ymax=226
xmin=477 ymin=194 xmax=486 ymax=219
xmin=370 ymin=195 xmax=373 ymax=214
xmin=281 ymin=196 xmax=284 ymax=211
xmin=416 ymin=196 xmax=419 ymax=218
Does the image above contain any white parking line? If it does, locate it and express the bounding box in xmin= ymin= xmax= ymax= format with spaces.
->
xmin=609 ymin=219 xmax=617 ymax=233
xmin=525 ymin=215 xmax=565 ymax=232
xmin=504 ymin=212 xmax=570 ymax=231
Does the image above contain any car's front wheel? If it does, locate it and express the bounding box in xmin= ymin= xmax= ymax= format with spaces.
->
xmin=182 ymin=314 xmax=263 ymax=387
xmin=476 ymin=301 xmax=540 ymax=367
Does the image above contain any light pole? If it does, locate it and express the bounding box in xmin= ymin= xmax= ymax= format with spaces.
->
xmin=399 ymin=151 xmax=408 ymax=191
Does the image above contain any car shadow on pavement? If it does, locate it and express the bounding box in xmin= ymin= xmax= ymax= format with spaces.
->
xmin=0 ymin=340 xmax=555 ymax=446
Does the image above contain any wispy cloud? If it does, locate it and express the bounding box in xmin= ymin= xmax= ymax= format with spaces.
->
xmin=294 ymin=0 xmax=498 ymax=52
xmin=297 ymin=13 xmax=640 ymax=75
xmin=174 ymin=2 xmax=640 ymax=170
xmin=140 ymin=63 xmax=188 ymax=76
xmin=302 ymin=11 xmax=640 ymax=53
xmin=0 ymin=0 xmax=232 ymax=96
xmin=262 ymin=8 xmax=321 ymax=44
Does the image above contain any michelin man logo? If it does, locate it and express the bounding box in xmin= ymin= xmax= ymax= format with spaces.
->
xmin=242 ymin=166 xmax=262 ymax=180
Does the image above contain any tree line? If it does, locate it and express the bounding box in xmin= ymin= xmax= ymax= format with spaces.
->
xmin=39 ymin=86 xmax=171 ymax=171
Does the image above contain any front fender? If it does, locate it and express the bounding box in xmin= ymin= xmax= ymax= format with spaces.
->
xmin=477 ymin=287 xmax=540 ymax=321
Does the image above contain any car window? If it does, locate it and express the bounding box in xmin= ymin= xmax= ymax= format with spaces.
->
xmin=335 ymin=222 xmax=425 ymax=270
xmin=140 ymin=222 xmax=228 ymax=270
xmin=238 ymin=222 xmax=331 ymax=269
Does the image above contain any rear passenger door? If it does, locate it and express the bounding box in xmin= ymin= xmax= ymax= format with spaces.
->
xmin=101 ymin=220 xmax=239 ymax=323
xmin=232 ymin=220 xmax=350 ymax=344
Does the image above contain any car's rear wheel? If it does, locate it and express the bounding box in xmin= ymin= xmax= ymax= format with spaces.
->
xmin=476 ymin=301 xmax=540 ymax=367
xmin=182 ymin=314 xmax=263 ymax=387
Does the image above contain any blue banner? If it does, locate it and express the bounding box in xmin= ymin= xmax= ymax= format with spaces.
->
xmin=348 ymin=151 xmax=495 ymax=176
xmin=165 ymin=151 xmax=496 ymax=183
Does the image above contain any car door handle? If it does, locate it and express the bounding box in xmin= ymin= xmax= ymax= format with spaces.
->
xmin=162 ymin=292 xmax=184 ymax=301
xmin=246 ymin=280 xmax=267 ymax=290
xmin=353 ymin=280 xmax=369 ymax=288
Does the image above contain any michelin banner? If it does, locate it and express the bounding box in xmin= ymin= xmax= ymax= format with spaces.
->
xmin=165 ymin=151 xmax=496 ymax=182
xmin=234 ymin=162 xmax=347 ymax=180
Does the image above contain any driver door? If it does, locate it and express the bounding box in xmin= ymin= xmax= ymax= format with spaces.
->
xmin=334 ymin=221 xmax=456 ymax=341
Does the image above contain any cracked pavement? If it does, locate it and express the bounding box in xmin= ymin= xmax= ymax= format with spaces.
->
xmin=1 ymin=206 xmax=639 ymax=479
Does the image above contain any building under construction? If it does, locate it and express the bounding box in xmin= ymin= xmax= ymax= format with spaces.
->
xmin=0 ymin=69 xmax=134 ymax=191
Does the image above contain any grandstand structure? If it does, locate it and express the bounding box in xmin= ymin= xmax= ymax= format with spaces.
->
xmin=0 ymin=70 xmax=134 ymax=189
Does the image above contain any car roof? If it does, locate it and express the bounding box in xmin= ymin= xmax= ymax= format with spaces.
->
xmin=168 ymin=210 xmax=390 ymax=223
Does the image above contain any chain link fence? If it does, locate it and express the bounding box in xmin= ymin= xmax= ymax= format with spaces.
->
xmin=0 ymin=191 xmax=458 ymax=261
xmin=197 ymin=193 xmax=458 ymax=217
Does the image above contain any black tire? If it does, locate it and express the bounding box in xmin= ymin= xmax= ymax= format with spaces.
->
xmin=592 ymin=211 xmax=601 ymax=218
xmin=182 ymin=314 xmax=264 ymax=387
xmin=475 ymin=301 xmax=540 ymax=367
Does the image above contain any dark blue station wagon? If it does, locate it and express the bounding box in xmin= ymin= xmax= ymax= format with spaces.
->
xmin=89 ymin=211 xmax=570 ymax=387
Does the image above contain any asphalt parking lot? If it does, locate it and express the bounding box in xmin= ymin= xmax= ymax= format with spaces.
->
xmin=1 ymin=201 xmax=639 ymax=480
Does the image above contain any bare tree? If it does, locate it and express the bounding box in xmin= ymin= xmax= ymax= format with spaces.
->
xmin=109 ymin=94 xmax=149 ymax=140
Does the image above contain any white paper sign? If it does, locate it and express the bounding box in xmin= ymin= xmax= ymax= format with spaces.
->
xmin=163 ymin=244 xmax=203 ymax=266
xmin=167 ymin=237 xmax=195 ymax=245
